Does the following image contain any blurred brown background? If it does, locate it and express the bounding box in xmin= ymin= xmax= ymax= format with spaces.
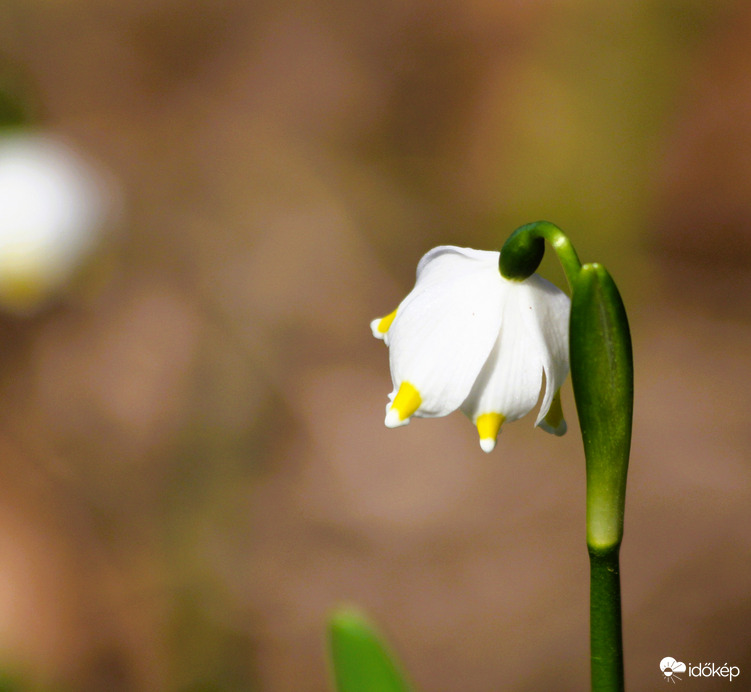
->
xmin=0 ymin=0 xmax=749 ymax=690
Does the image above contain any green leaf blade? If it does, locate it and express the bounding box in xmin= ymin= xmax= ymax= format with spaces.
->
xmin=569 ymin=263 xmax=633 ymax=552
xmin=327 ymin=608 xmax=414 ymax=692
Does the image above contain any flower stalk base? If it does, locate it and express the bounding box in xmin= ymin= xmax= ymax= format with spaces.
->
xmin=589 ymin=547 xmax=624 ymax=692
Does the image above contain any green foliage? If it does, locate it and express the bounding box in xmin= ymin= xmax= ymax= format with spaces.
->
xmin=569 ymin=263 xmax=633 ymax=552
xmin=328 ymin=608 xmax=413 ymax=692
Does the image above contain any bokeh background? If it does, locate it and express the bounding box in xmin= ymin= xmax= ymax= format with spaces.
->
xmin=0 ymin=0 xmax=749 ymax=690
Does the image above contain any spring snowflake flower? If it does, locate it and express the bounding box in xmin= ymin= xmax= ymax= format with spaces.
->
xmin=0 ymin=133 xmax=118 ymax=314
xmin=371 ymin=246 xmax=570 ymax=452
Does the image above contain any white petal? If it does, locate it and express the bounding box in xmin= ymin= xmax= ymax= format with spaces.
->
xmin=516 ymin=275 xmax=570 ymax=426
xmin=386 ymin=246 xmax=505 ymax=419
xmin=461 ymin=273 xmax=570 ymax=446
xmin=461 ymin=287 xmax=543 ymax=424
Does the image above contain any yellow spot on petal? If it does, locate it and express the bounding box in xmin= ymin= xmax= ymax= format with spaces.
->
xmin=375 ymin=308 xmax=397 ymax=334
xmin=543 ymin=389 xmax=566 ymax=435
xmin=389 ymin=381 xmax=422 ymax=422
xmin=476 ymin=412 xmax=505 ymax=452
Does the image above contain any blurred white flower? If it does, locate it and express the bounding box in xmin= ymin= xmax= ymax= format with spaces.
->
xmin=371 ymin=246 xmax=570 ymax=452
xmin=0 ymin=132 xmax=119 ymax=314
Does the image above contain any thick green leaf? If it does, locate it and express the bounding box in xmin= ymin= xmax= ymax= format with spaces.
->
xmin=569 ymin=263 xmax=633 ymax=552
xmin=328 ymin=608 xmax=413 ymax=692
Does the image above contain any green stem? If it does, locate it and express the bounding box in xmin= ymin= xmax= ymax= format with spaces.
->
xmin=589 ymin=548 xmax=624 ymax=692
xmin=571 ymin=265 xmax=632 ymax=692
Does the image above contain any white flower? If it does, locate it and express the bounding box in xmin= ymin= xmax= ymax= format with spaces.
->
xmin=371 ymin=246 xmax=570 ymax=452
xmin=0 ymin=132 xmax=119 ymax=314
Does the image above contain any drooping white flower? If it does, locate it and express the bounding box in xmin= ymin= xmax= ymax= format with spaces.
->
xmin=371 ymin=246 xmax=570 ymax=452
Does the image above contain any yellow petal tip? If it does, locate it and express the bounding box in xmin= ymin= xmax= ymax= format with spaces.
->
xmin=541 ymin=389 xmax=566 ymax=436
xmin=370 ymin=308 xmax=397 ymax=339
xmin=386 ymin=381 xmax=421 ymax=427
xmin=476 ymin=412 xmax=505 ymax=453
